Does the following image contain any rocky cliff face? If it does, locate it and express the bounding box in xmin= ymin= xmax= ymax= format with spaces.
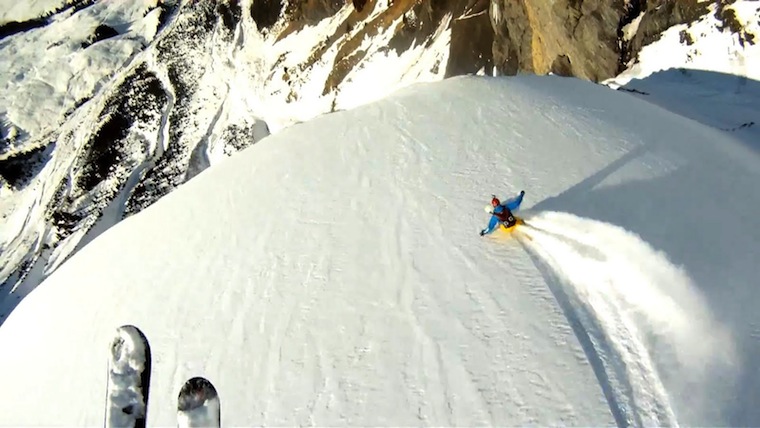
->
xmin=489 ymin=0 xmax=625 ymax=81
xmin=251 ymin=0 xmax=493 ymax=94
xmin=489 ymin=0 xmax=755 ymax=82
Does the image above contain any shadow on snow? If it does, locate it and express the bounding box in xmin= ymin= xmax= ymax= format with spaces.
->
xmin=525 ymin=92 xmax=759 ymax=424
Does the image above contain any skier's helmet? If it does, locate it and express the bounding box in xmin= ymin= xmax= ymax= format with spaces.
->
xmin=491 ymin=196 xmax=500 ymax=207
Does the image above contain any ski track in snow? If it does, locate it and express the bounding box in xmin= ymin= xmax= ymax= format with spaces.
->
xmin=520 ymin=228 xmax=674 ymax=427
xmin=517 ymin=211 xmax=735 ymax=427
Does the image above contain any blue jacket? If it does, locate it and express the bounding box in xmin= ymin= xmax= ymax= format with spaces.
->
xmin=481 ymin=192 xmax=524 ymax=235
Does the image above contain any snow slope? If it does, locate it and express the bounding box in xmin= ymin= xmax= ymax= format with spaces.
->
xmin=0 ymin=0 xmax=74 ymax=24
xmin=0 ymin=75 xmax=758 ymax=426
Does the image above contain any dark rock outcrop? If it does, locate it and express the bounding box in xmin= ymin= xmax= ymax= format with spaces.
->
xmin=0 ymin=144 xmax=53 ymax=190
xmin=275 ymin=0 xmax=344 ymax=40
xmin=352 ymin=0 xmax=369 ymax=13
xmin=81 ymin=24 xmax=119 ymax=49
xmin=218 ymin=0 xmax=242 ymax=33
xmin=445 ymin=0 xmax=493 ymax=77
xmin=251 ymin=0 xmax=283 ymax=30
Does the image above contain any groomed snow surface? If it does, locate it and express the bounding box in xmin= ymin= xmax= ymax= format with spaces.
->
xmin=0 ymin=75 xmax=758 ymax=426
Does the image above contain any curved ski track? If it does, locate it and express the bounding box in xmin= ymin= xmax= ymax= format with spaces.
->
xmin=516 ymin=219 xmax=678 ymax=428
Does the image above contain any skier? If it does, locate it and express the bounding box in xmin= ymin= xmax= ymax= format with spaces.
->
xmin=480 ymin=190 xmax=525 ymax=236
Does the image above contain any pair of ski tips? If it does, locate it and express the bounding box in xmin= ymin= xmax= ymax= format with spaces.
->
xmin=104 ymin=325 xmax=220 ymax=427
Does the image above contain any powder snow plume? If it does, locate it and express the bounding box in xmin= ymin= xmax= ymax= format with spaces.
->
xmin=518 ymin=211 xmax=737 ymax=427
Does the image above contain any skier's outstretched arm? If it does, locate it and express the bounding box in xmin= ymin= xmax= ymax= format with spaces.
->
xmin=480 ymin=216 xmax=499 ymax=236
xmin=504 ymin=191 xmax=525 ymax=211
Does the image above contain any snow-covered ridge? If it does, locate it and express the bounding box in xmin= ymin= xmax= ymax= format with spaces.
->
xmin=0 ymin=75 xmax=756 ymax=426
xmin=1 ymin=0 xmax=454 ymax=313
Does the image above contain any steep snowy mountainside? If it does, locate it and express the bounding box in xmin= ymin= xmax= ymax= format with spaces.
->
xmin=0 ymin=0 xmax=169 ymax=149
xmin=0 ymin=76 xmax=757 ymax=426
xmin=0 ymin=0 xmax=474 ymax=320
xmin=611 ymin=0 xmax=760 ymax=86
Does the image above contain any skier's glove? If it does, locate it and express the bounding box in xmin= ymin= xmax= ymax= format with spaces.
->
xmin=520 ymin=190 xmax=525 ymax=196
xmin=479 ymin=229 xmax=486 ymax=236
